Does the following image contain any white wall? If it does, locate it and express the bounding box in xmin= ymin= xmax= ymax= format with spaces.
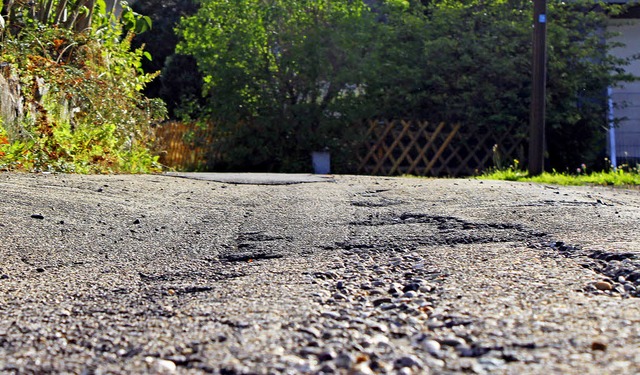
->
xmin=608 ymin=18 xmax=640 ymax=160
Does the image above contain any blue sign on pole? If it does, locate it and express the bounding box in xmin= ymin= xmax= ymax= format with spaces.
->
xmin=539 ymin=14 xmax=546 ymax=23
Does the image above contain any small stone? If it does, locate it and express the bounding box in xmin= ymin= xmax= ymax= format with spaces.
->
xmin=318 ymin=351 xmax=336 ymax=362
xmin=133 ymin=219 xmax=141 ymax=225
xmin=370 ymin=334 xmax=390 ymax=347
xmin=166 ymin=355 xmax=188 ymax=365
xmin=299 ymin=327 xmax=321 ymax=338
xmin=350 ymin=362 xmax=375 ymax=375
xmin=624 ymin=283 xmax=636 ymax=292
xmin=36 ymin=267 xmax=45 ymax=273
xmin=456 ymin=344 xmax=475 ymax=357
xmin=594 ymin=281 xmax=613 ymax=291
xmin=321 ymin=311 xmax=341 ymax=320
xmin=403 ymin=283 xmax=420 ymax=292
xmin=403 ymin=291 xmax=417 ymax=298
xmin=441 ymin=336 xmax=466 ymax=347
xmin=145 ymin=357 xmax=176 ymax=373
xmin=379 ymin=302 xmax=397 ymax=310
xmin=422 ymin=339 xmax=441 ymax=354
xmin=319 ymin=363 xmax=336 ymax=373
xmin=31 ymin=214 xmax=44 ymax=220
xmin=618 ymin=276 xmax=626 ymax=283
xmin=394 ymin=355 xmax=423 ymax=369
xmin=335 ymin=352 xmax=354 ymax=369
xmin=388 ymin=283 xmax=403 ymax=295
xmin=0 ymin=274 xmax=8 ymax=280
xmin=300 ymin=346 xmax=324 ymax=357
xmin=333 ymin=292 xmax=348 ymax=300
xmin=478 ymin=357 xmax=506 ymax=369
xmin=591 ymin=341 xmax=607 ymax=351
xmin=337 ymin=281 xmax=346 ymax=289
xmin=373 ymin=297 xmax=392 ymax=306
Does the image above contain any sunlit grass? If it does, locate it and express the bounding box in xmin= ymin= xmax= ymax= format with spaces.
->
xmin=480 ymin=164 xmax=640 ymax=188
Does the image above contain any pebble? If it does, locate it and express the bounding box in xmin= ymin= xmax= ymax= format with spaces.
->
xmin=318 ymin=351 xmax=336 ymax=362
xmin=403 ymin=291 xmax=417 ymax=298
xmin=335 ymin=352 xmax=355 ymax=369
xmin=403 ymin=283 xmax=420 ymax=292
xmin=350 ymin=362 xmax=375 ymax=375
xmin=441 ymin=336 xmax=466 ymax=347
xmin=321 ymin=311 xmax=341 ymax=320
xmin=594 ymin=281 xmax=613 ymax=291
xmin=388 ymin=283 xmax=404 ymax=295
xmin=299 ymin=327 xmax=321 ymax=338
xmin=591 ymin=341 xmax=608 ymax=351
xmin=300 ymin=347 xmax=324 ymax=357
xmin=422 ymin=339 xmax=441 ymax=354
xmin=394 ymin=355 xmax=423 ymax=369
xmin=372 ymin=297 xmax=392 ymax=306
xmin=333 ymin=292 xmax=348 ymax=300
xmin=145 ymin=357 xmax=176 ymax=373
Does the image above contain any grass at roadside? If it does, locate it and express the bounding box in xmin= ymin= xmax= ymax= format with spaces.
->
xmin=480 ymin=165 xmax=640 ymax=188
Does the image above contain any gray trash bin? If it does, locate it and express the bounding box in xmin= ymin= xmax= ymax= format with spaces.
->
xmin=311 ymin=151 xmax=331 ymax=174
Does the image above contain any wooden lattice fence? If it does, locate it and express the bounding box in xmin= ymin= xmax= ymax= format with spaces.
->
xmin=358 ymin=119 xmax=525 ymax=177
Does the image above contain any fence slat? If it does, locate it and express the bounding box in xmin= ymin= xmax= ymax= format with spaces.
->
xmin=422 ymin=123 xmax=461 ymax=175
xmin=389 ymin=120 xmax=428 ymax=175
xmin=407 ymin=122 xmax=445 ymax=174
xmin=358 ymin=120 xmax=395 ymax=172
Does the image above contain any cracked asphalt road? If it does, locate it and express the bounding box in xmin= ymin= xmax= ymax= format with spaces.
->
xmin=0 ymin=173 xmax=639 ymax=374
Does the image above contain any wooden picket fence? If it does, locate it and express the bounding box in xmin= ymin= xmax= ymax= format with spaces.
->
xmin=358 ymin=119 xmax=525 ymax=176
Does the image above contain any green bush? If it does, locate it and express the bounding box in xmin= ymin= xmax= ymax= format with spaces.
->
xmin=0 ymin=1 xmax=166 ymax=173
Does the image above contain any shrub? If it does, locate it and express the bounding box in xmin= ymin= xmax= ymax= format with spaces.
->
xmin=0 ymin=1 xmax=166 ymax=173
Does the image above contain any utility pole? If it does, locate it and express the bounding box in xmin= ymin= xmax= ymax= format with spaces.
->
xmin=529 ymin=0 xmax=547 ymax=176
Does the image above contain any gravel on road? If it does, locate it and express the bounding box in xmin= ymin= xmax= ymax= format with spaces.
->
xmin=0 ymin=173 xmax=638 ymax=374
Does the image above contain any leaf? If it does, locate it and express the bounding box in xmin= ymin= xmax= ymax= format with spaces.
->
xmin=136 ymin=15 xmax=152 ymax=34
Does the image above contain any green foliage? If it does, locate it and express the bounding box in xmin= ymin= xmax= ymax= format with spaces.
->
xmin=0 ymin=3 xmax=167 ymax=173
xmin=175 ymin=0 xmax=636 ymax=173
xmin=1 ymin=0 xmax=151 ymax=35
xmin=177 ymin=0 xmax=375 ymax=171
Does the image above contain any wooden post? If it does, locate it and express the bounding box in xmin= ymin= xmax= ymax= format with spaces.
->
xmin=529 ymin=0 xmax=547 ymax=176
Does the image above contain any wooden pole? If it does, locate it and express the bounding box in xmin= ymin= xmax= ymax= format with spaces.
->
xmin=529 ymin=0 xmax=547 ymax=176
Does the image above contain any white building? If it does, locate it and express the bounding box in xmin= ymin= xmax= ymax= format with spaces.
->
xmin=608 ymin=3 xmax=640 ymax=164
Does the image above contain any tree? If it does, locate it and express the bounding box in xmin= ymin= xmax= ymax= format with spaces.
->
xmin=177 ymin=0 xmax=376 ymax=171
